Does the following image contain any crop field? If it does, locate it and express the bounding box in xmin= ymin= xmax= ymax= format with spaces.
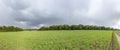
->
xmin=0 ymin=30 xmax=118 ymax=50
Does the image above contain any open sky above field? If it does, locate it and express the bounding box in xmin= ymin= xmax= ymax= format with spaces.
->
xmin=0 ymin=0 xmax=120 ymax=29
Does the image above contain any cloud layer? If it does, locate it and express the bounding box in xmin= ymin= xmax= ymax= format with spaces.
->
xmin=0 ymin=0 xmax=120 ymax=29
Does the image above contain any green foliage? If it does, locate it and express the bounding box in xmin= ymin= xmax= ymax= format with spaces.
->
xmin=0 ymin=30 xmax=116 ymax=50
xmin=0 ymin=26 xmax=23 ymax=32
xmin=39 ymin=24 xmax=114 ymax=30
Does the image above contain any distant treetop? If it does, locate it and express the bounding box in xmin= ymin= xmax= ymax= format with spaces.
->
xmin=39 ymin=24 xmax=115 ymax=30
xmin=0 ymin=26 xmax=23 ymax=32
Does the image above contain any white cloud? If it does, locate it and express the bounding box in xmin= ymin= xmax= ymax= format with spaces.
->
xmin=88 ymin=0 xmax=103 ymax=17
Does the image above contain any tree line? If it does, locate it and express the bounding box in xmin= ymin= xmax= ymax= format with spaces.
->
xmin=0 ymin=26 xmax=23 ymax=32
xmin=39 ymin=24 xmax=114 ymax=30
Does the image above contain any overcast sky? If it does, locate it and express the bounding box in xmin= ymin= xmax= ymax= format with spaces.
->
xmin=0 ymin=0 xmax=120 ymax=29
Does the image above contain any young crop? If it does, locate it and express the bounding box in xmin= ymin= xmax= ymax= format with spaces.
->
xmin=0 ymin=30 xmax=117 ymax=50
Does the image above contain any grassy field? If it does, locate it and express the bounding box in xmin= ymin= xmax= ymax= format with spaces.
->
xmin=0 ymin=30 xmax=116 ymax=50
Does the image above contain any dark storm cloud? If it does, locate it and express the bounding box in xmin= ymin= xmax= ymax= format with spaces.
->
xmin=0 ymin=0 xmax=120 ymax=28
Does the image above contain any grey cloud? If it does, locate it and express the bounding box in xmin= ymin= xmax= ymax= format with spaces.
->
xmin=0 ymin=0 xmax=120 ymax=28
xmin=3 ymin=0 xmax=30 ymax=10
xmin=13 ymin=9 xmax=66 ymax=27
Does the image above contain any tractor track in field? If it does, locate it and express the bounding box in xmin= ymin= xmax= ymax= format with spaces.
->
xmin=115 ymin=32 xmax=120 ymax=47
xmin=109 ymin=33 xmax=114 ymax=50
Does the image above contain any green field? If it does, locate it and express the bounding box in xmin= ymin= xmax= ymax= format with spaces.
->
xmin=0 ymin=30 xmax=117 ymax=50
